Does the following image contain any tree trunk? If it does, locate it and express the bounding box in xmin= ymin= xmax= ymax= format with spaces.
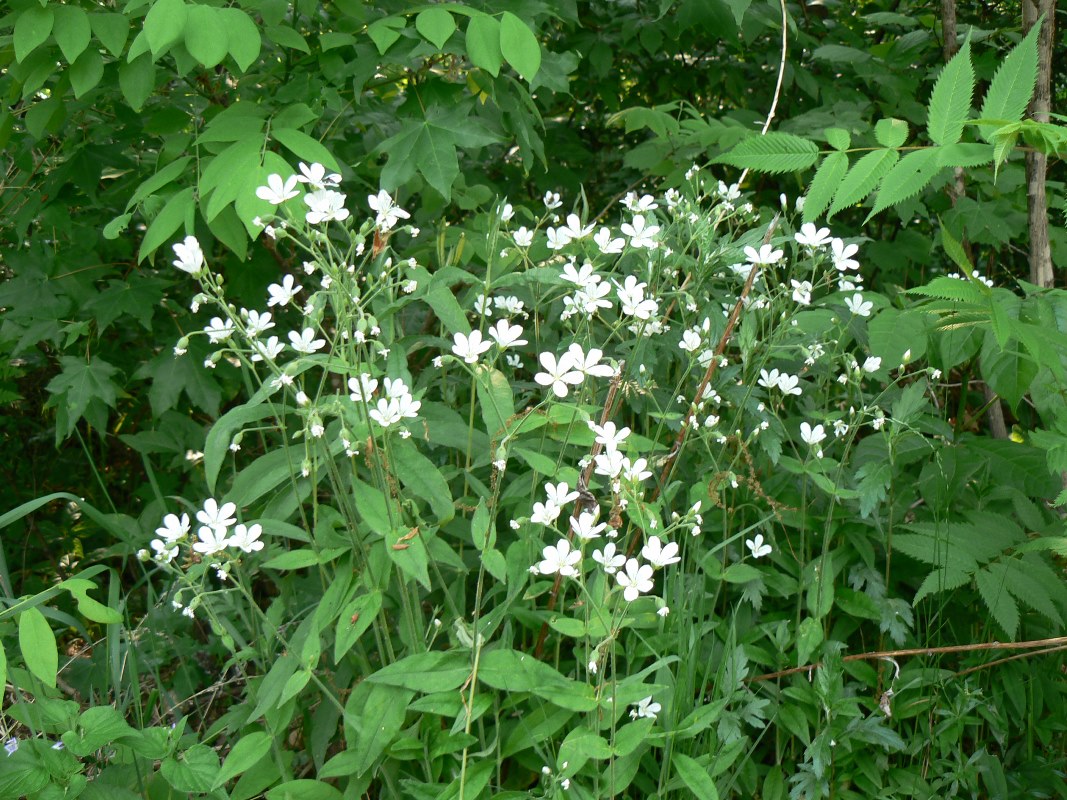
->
xmin=1023 ymin=0 xmax=1055 ymax=288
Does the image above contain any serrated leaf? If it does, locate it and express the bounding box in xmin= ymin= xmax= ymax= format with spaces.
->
xmin=466 ymin=14 xmax=502 ymax=76
xmin=44 ymin=356 xmax=122 ymax=438
xmin=975 ymin=565 xmax=1019 ymax=639
xmin=499 ymin=11 xmax=541 ymax=82
xmin=827 ymin=148 xmax=898 ymax=218
xmin=979 ymin=23 xmax=1039 ymax=142
xmin=927 ymin=39 xmax=973 ymax=146
xmin=937 ymin=142 xmax=994 ymax=167
xmin=913 ymin=565 xmax=972 ymax=603
xmin=825 ymin=127 xmax=850 ymax=151
xmin=415 ymin=8 xmax=456 ymax=50
xmin=717 ymin=132 xmax=820 ymax=174
xmin=874 ymin=117 xmax=908 ymax=148
xmin=802 ymin=151 xmax=848 ymax=223
xmin=906 ymin=276 xmax=986 ymax=303
xmin=939 ymin=219 xmax=978 ymax=277
xmin=866 ymin=148 xmax=943 ymax=220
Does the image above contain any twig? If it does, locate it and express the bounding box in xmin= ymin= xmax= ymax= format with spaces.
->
xmin=736 ymin=0 xmax=789 ymax=188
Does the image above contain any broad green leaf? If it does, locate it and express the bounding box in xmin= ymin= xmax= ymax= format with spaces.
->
xmin=14 ymin=5 xmax=54 ymax=63
xmin=44 ymin=356 xmax=122 ymax=439
xmin=716 ymin=132 xmax=820 ymax=174
xmin=981 ymin=347 xmax=1037 ymax=412
xmin=975 ymin=565 xmax=1019 ymax=639
xmin=340 ymin=682 xmax=414 ymax=777
xmin=53 ymin=5 xmax=92 ymax=64
xmin=139 ymin=186 xmax=195 ymax=262
xmin=227 ymin=448 xmax=295 ymax=508
xmin=89 ymin=12 xmax=129 ymax=57
xmin=673 ymin=753 xmax=720 ymax=800
xmin=219 ymin=8 xmax=261 ymax=71
xmin=796 ymin=616 xmax=824 ymax=666
xmin=927 ymin=39 xmax=973 ymax=146
xmin=415 ymin=8 xmax=456 ymax=49
xmin=386 ymin=525 xmax=431 ymax=590
xmin=204 ymin=401 xmax=281 ymax=494
xmin=271 ymin=127 xmax=341 ymax=171
xmin=499 ymin=12 xmax=541 ymax=81
xmin=65 ymin=706 xmax=139 ymax=755
xmin=70 ymin=48 xmax=105 ymax=98
xmin=478 ymin=649 xmax=597 ymax=711
xmin=137 ymin=343 xmax=222 ymax=418
xmin=805 ymin=552 xmax=834 ymax=619
xmin=867 ymin=308 xmax=929 ymax=367
xmin=866 ymin=148 xmax=943 ymax=220
xmin=481 ymin=548 xmax=507 ymax=583
xmin=161 ymin=745 xmax=221 ymax=793
xmin=334 ymin=591 xmax=382 ymax=662
xmin=874 ymin=117 xmax=908 ymax=148
xmin=824 ymin=127 xmax=850 ymax=151
xmin=466 ymin=15 xmax=502 ymax=76
xmin=19 ymin=606 xmax=57 ymax=688
xmin=201 ymin=139 xmax=262 ymax=220
xmin=801 ymin=151 xmax=848 ymax=223
xmin=185 ymin=5 xmax=228 ymax=68
xmin=266 ymin=25 xmax=310 ymax=52
xmin=367 ymin=16 xmax=405 ymax=54
xmin=827 ymin=148 xmax=898 ymax=219
xmin=60 ymin=578 xmax=122 ymax=624
xmin=558 ymin=727 xmax=612 ymax=775
xmin=391 ymin=437 xmax=454 ymax=523
xmin=268 ymin=781 xmax=343 ymax=800
xmin=937 ymin=142 xmax=994 ymax=167
xmin=213 ymin=732 xmax=272 ymax=789
xmin=477 ymin=367 xmax=516 ymax=440
xmin=127 ymin=155 xmax=194 ymax=209
xmin=235 ymin=149 xmax=293 ymax=236
xmin=979 ymin=23 xmax=1040 ymax=142
xmin=471 ymin=499 xmax=492 ymax=551
xmin=119 ymin=53 xmax=157 ymax=111
xmin=352 ymin=479 xmax=393 ymax=537
xmin=262 ymin=547 xmax=348 ymax=571
xmin=366 ymin=651 xmax=471 ymax=692
xmin=143 ymin=0 xmax=188 ymax=57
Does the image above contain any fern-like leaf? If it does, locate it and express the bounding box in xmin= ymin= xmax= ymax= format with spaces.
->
xmin=827 ymin=148 xmax=898 ymax=219
xmin=927 ymin=38 xmax=974 ymax=146
xmin=866 ymin=149 xmax=944 ymax=221
xmin=801 ymin=151 xmax=848 ymax=224
xmin=975 ymin=565 xmax=1019 ymax=639
xmin=913 ymin=565 xmax=972 ymax=604
xmin=937 ymin=142 xmax=994 ymax=167
xmin=978 ymin=22 xmax=1040 ymax=142
xmin=907 ymin=277 xmax=989 ymax=304
xmin=997 ymin=559 xmax=1063 ymax=626
xmin=715 ymin=132 xmax=820 ymax=174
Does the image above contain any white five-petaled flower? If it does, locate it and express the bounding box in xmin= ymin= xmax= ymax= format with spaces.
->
xmin=679 ymin=329 xmax=702 ymax=352
xmin=243 ymin=309 xmax=275 ymax=337
xmin=744 ymin=243 xmax=784 ymax=266
xmin=530 ymin=501 xmax=562 ymax=527
xmin=758 ymin=368 xmax=781 ymax=390
xmin=623 ymin=456 xmax=652 ymax=482
xmin=256 ymin=173 xmax=300 ymax=205
xmin=620 ymin=214 xmax=660 ymax=249
xmin=615 ymin=275 xmax=658 ymax=319
xmin=543 ymin=191 xmax=562 ymax=210
xmin=229 ymin=523 xmax=264 ymax=553
xmin=487 ymin=319 xmax=527 ymax=349
xmin=288 ymin=328 xmax=326 ymax=354
xmin=794 ymin=222 xmax=832 ymax=249
xmin=267 ymin=275 xmax=302 ymax=307
xmin=367 ymin=189 xmax=411 ymax=231
xmin=589 ymin=420 xmax=630 ymax=450
xmin=196 ymin=499 xmax=237 ymax=533
xmin=155 ymin=513 xmax=190 ymax=542
xmin=251 ymin=335 xmax=284 ymax=362
xmin=593 ymin=541 xmax=626 ymax=574
xmin=559 ymin=213 xmax=594 ymax=240
xmin=791 ymin=279 xmax=813 ymax=306
xmin=172 ymin=235 xmax=205 ymax=276
xmin=561 ymin=260 xmax=600 ymax=290
xmin=616 ymin=558 xmax=654 ymax=601
xmin=800 ymin=421 xmax=826 ymax=460
xmin=862 ymin=355 xmax=882 ymax=373
xmin=150 ymin=538 xmax=179 ymax=563
xmin=383 ymin=376 xmax=411 ymax=399
xmin=203 ymin=317 xmax=234 ymax=344
xmin=193 ymin=525 xmax=230 ymax=555
xmin=777 ymin=373 xmax=803 ymax=396
xmin=534 ymin=351 xmax=584 ymax=398
xmin=746 ymin=533 xmax=773 ymax=559
xmin=630 ymin=696 xmax=661 ymax=720
xmin=512 ymin=227 xmax=534 ymax=247
xmin=831 ymin=238 xmax=860 ymax=271
xmin=296 ymin=162 xmax=341 ymax=190
xmin=544 ymin=481 xmax=579 ymax=507
xmin=546 ymin=226 xmax=572 ymax=250
xmin=538 ymin=539 xmax=581 ymax=577
xmin=844 ymin=293 xmax=873 ymax=317
xmin=368 ymin=397 xmax=402 ymax=427
xmin=641 ymin=537 xmax=681 ymax=568
xmin=348 ymin=373 xmax=378 ymax=401
xmin=565 ymin=343 xmax=614 ymax=378
xmin=304 ymin=189 xmax=350 ymax=225
xmin=594 ymin=227 xmax=625 ymax=254
xmin=451 ymin=330 xmax=492 ymax=364
xmin=570 ymin=511 xmax=607 ymax=541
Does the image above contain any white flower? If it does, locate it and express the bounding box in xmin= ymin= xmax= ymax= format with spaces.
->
xmin=256 ymin=173 xmax=300 ymax=205
xmin=229 ymin=523 xmax=264 ymax=553
xmin=641 ymin=537 xmax=681 ymax=568
xmin=383 ymin=376 xmax=411 ymax=399
xmin=251 ymin=335 xmax=284 ymax=362
xmin=561 ymin=260 xmax=600 ymax=290
xmin=844 ymin=293 xmax=873 ymax=317
xmin=630 ymin=696 xmax=661 ymax=720
xmin=833 ymin=419 xmax=849 ymax=438
xmin=531 ymin=501 xmax=562 ymax=526
xmin=744 ymin=243 xmax=784 ymax=266
xmin=616 ymin=558 xmax=654 ymax=601
xmin=592 ymin=541 xmax=626 ymax=574
xmin=150 ymin=538 xmax=178 ymax=563
xmin=451 ymin=330 xmax=492 ymax=363
xmin=288 ymin=328 xmax=326 ymax=354
xmin=513 ymin=227 xmax=534 ymax=247
xmin=192 ymin=525 xmax=230 ymax=555
xmin=473 ymin=294 xmax=493 ymax=316
xmin=616 ymin=275 xmax=658 ymax=319
xmin=543 ymin=191 xmax=562 ymax=210
xmin=368 ymin=397 xmax=402 ymax=427
xmin=800 ymin=421 xmax=826 ymax=449
xmin=296 ymin=161 xmax=341 ymax=190
xmin=623 ymin=457 xmax=652 ymax=482
xmin=244 ymin=310 xmax=275 ymax=337
xmin=794 ymin=223 xmax=832 ymax=248
xmin=559 ymin=213 xmax=594 ymax=240
xmin=267 ymin=275 xmax=302 ymax=307
xmin=155 ymin=513 xmax=190 ymax=542
xmin=746 ymin=533 xmax=772 ymax=559
xmin=594 ymin=449 xmax=626 ymax=480
xmin=346 ymin=373 xmax=378 ymax=403
xmin=679 ymin=329 xmax=702 ymax=353
xmin=791 ymin=279 xmax=812 ymax=306
xmin=538 ymin=539 xmax=581 ymax=577
xmin=393 ymin=393 xmax=421 ymax=419
xmin=570 ymin=281 xmax=614 ymax=316
xmin=534 ymin=351 xmax=584 ymax=398
xmin=657 ymin=606 xmax=670 ymax=617
xmin=718 ymin=181 xmax=741 ymax=202
xmin=196 ymin=499 xmax=237 ymax=533
xmin=494 ymin=295 xmax=525 ymax=315
xmin=499 ymin=202 xmax=514 ymax=222
xmin=304 ymin=189 xmax=350 ymax=225
xmin=589 ymin=420 xmax=630 ymax=450
xmin=487 ymin=320 xmax=527 ymax=349
xmin=570 ymin=511 xmax=607 ymax=541
xmin=367 ymin=189 xmax=410 ymax=231
xmin=172 ymin=235 xmax=205 ymax=276
xmin=594 ymin=227 xmax=625 ymax=254
xmin=862 ymin=356 xmax=882 ymax=373
xmin=4 ymin=737 xmax=19 ymax=757
xmin=545 ymin=482 xmax=579 ymax=507
xmin=565 ymin=343 xmax=614 ymax=378
xmin=624 ymin=192 xmax=658 ymax=212
xmin=203 ymin=317 xmax=234 ymax=344
xmin=831 ymin=238 xmax=860 ymax=271
xmin=777 ymin=373 xmax=802 ymax=396
xmin=758 ymin=368 xmax=781 ymax=389
xmin=620 ymin=214 xmax=660 ymax=249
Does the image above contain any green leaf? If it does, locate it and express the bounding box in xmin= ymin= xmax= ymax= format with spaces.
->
xmin=927 ymin=39 xmax=974 ymax=146
xmin=267 ymin=781 xmax=343 ymax=800
xmin=161 ymin=745 xmax=221 ymax=794
xmin=481 ymin=548 xmax=507 ymax=582
xmin=201 ymin=139 xmax=262 ymax=220
xmin=262 ymin=548 xmax=348 ymax=571
xmin=478 ymin=649 xmax=597 ymax=711
xmin=60 ymin=578 xmax=122 ymax=624
xmin=802 ymin=151 xmax=848 ymax=223
xmin=219 ymin=8 xmax=261 ymax=72
xmin=827 ymin=148 xmax=898 ymax=219
xmin=0 ymin=646 xmax=6 ymax=697
xmin=14 ymin=5 xmax=54 ymax=63
xmin=824 ymin=127 xmax=850 ymax=151
xmin=19 ymin=606 xmax=57 ymax=688
xmin=477 ymin=366 xmax=516 ymax=442
xmin=975 ymin=565 xmax=1019 ymax=639
xmin=139 ymin=186 xmax=195 ymax=262
xmin=334 ymin=591 xmax=381 ymax=662
xmin=90 ymin=12 xmax=130 ymax=57
xmin=340 ymin=682 xmax=414 ymax=778
xmin=234 ymin=150 xmax=293 ymax=235
xmin=137 ymin=344 xmax=221 ymax=418
xmin=937 ymin=142 xmax=994 ymax=167
xmin=979 ymin=23 xmax=1040 ymax=142
xmin=466 ymin=15 xmax=502 ymax=76
xmin=874 ymin=117 xmax=908 ymax=148
xmin=53 ymin=5 xmax=92 ymax=64
xmin=271 ymin=127 xmax=340 ymax=171
xmin=44 ymin=356 xmax=122 ymax=439
xmin=70 ymin=48 xmax=105 ymax=98
xmin=185 ymin=5 xmax=228 ymax=68
xmin=204 ymin=401 xmax=280 ymax=494
xmin=499 ymin=11 xmax=541 ymax=82
xmin=366 ymin=651 xmax=471 ymax=692
xmin=143 ymin=0 xmax=188 ymax=57
xmin=982 ymin=347 xmax=1037 ymax=412
xmin=266 ymin=25 xmax=310 ymax=53
xmin=391 ymin=438 xmax=454 ymax=523
xmin=866 ymin=148 xmax=943 ymax=220
xmin=805 ymin=552 xmax=834 ymax=619
xmin=213 ymin=732 xmax=272 ymax=789
xmin=415 ymin=8 xmax=456 ymax=49
xmin=913 ymin=565 xmax=972 ymax=604
xmin=227 ymin=448 xmax=296 ymax=509
xmin=127 ymin=155 xmax=194 ymax=209
xmin=367 ymin=16 xmax=405 ymax=55
xmin=716 ymin=132 xmax=820 ymax=174
xmin=119 ymin=53 xmax=157 ymax=111
xmin=673 ymin=753 xmax=720 ymax=800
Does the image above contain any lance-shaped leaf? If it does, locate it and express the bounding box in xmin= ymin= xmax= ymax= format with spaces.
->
xmin=927 ymin=38 xmax=974 ymax=146
xmin=978 ymin=22 xmax=1040 ymax=142
xmin=716 ymin=132 xmax=819 ymax=174
xmin=827 ymin=148 xmax=898 ymax=219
